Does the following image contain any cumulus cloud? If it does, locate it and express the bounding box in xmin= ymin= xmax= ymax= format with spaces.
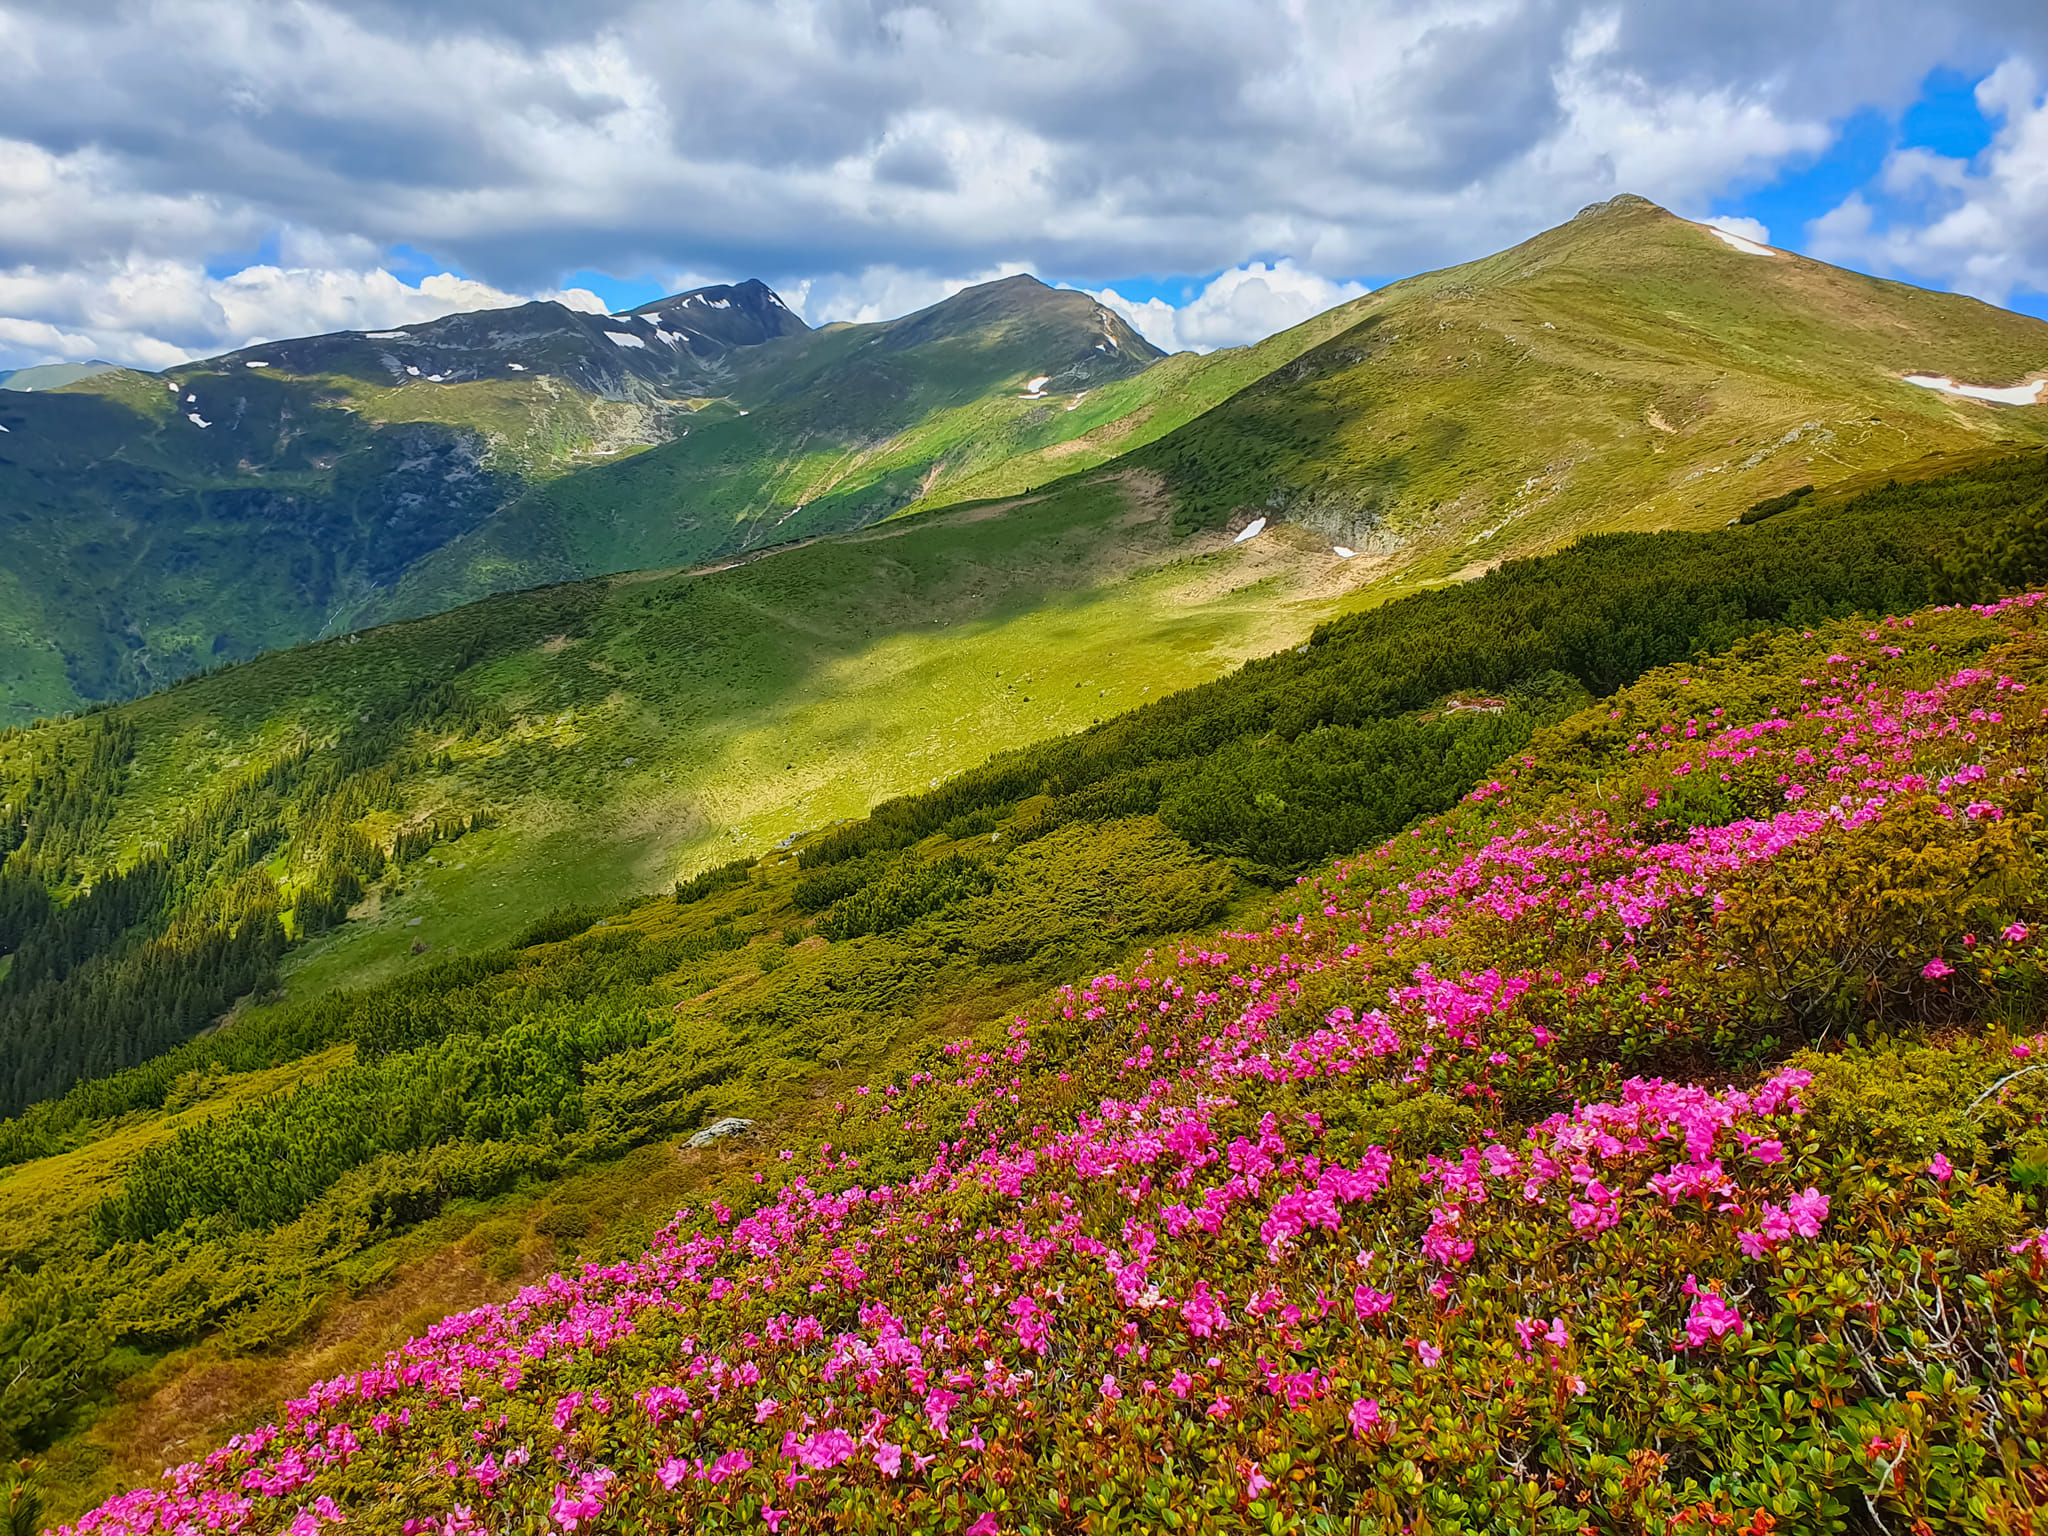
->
xmin=1703 ymin=215 xmax=1773 ymax=247
xmin=0 ymin=257 xmax=604 ymax=370
xmin=1806 ymin=57 xmax=2048 ymax=304
xmin=1087 ymin=262 xmax=1370 ymax=353
xmin=786 ymin=261 xmax=1036 ymax=326
xmin=0 ymin=1 xmax=2044 ymax=366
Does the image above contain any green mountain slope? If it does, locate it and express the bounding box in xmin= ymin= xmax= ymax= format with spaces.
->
xmin=0 ymin=280 xmax=1168 ymax=722
xmin=1128 ymin=194 xmax=2048 ymax=572
xmin=364 ymin=277 xmax=1167 ymax=622
xmin=0 ymin=467 xmax=1382 ymax=1090
xmin=3 ymin=455 xmax=2044 ymax=1527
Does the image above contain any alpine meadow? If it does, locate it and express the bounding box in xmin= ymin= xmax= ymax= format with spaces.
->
xmin=4 ymin=78 xmax=2048 ymax=1536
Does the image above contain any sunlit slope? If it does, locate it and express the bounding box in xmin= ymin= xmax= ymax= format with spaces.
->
xmin=53 ymin=473 xmax=1370 ymax=999
xmin=1129 ymin=194 xmax=2048 ymax=574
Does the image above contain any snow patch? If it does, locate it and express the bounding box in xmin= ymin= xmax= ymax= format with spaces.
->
xmin=244 ymin=360 xmax=269 ymax=368
xmin=0 ymin=423 xmax=10 ymax=432
xmin=507 ymin=362 xmax=527 ymax=371
xmin=1700 ymin=224 xmax=1775 ymax=258
xmin=187 ymin=412 xmax=210 ymax=428
xmin=605 ymin=332 xmax=647 ymax=349
xmin=1022 ymin=375 xmax=1051 ymax=397
xmin=1333 ymin=546 xmax=1356 ymax=558
xmin=426 ymin=374 xmax=447 ymax=382
xmin=405 ymin=366 xmax=421 ymax=376
xmin=1232 ymin=517 xmax=1267 ymax=544
xmin=1904 ymin=372 xmax=2046 ymax=406
xmin=365 ymin=331 xmax=408 ymax=340
xmin=703 ymin=297 xmax=731 ymax=310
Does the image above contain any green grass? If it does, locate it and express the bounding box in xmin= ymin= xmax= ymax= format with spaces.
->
xmin=20 ymin=475 xmax=1369 ymax=1002
xmin=1128 ymin=195 xmax=2048 ymax=574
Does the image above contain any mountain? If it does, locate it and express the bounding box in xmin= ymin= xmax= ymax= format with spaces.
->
xmin=1127 ymin=194 xmax=2048 ymax=573
xmin=5 ymin=193 xmax=2047 ymax=1007
xmin=363 ymin=276 xmax=1170 ymax=622
xmin=210 ymin=280 xmax=810 ymax=400
xmin=4 ymin=452 xmax=2045 ymax=1527
xmin=0 ymin=277 xmax=1169 ymax=721
xmin=12 ymin=195 xmax=2046 ymax=727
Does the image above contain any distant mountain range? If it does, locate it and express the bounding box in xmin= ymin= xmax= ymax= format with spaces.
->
xmin=0 ymin=275 xmax=1172 ymax=715
xmin=3 ymin=194 xmax=2045 ymax=724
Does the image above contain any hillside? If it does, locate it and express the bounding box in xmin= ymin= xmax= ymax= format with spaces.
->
xmin=2 ymin=456 xmax=2046 ymax=1528
xmin=0 ymin=468 xmax=1389 ymax=1107
xmin=4 ymin=459 xmax=2045 ymax=1529
xmin=1126 ymin=194 xmax=2048 ymax=573
xmin=0 ymin=278 xmax=1170 ymax=721
xmin=364 ymin=277 xmax=1170 ymax=624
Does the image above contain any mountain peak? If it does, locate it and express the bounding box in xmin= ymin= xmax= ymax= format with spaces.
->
xmin=1572 ymin=192 xmax=1668 ymax=221
xmin=626 ymin=279 xmax=810 ymax=346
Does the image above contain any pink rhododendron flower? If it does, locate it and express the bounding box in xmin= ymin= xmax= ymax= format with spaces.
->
xmin=785 ymin=1429 xmax=854 ymax=1471
xmin=1929 ymin=1153 xmax=1954 ymax=1183
xmin=549 ymin=1482 xmax=604 ymax=1530
xmin=1678 ymin=1279 xmax=1746 ymax=1349
xmin=707 ymin=1452 xmax=753 ymax=1485
xmin=1922 ymin=958 xmax=1954 ymax=979
xmin=2006 ymin=922 xmax=2030 ymax=943
xmin=873 ymin=1443 xmax=903 ymax=1478
xmin=1246 ymin=1465 xmax=1274 ymax=1498
xmin=1352 ymin=1282 xmax=1393 ymax=1320
xmin=1179 ymin=1281 xmax=1230 ymax=1338
xmin=1414 ymin=1339 xmax=1443 ymax=1368
xmin=1348 ymin=1397 xmax=1385 ymax=1437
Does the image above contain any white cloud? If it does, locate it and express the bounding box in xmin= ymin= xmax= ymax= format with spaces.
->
xmin=1806 ymin=56 xmax=2048 ymax=304
xmin=1702 ymin=214 xmax=1773 ymax=247
xmin=0 ymin=256 xmax=606 ymax=369
xmin=1086 ymin=261 xmax=1371 ymax=353
xmin=787 ymin=262 xmax=1035 ymax=327
xmin=0 ymin=2 xmax=2043 ymax=366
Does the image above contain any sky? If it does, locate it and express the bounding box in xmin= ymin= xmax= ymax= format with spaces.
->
xmin=3 ymin=0 xmax=2048 ymax=371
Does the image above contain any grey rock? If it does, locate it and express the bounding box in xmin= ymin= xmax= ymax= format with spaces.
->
xmin=685 ymin=1116 xmax=755 ymax=1149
